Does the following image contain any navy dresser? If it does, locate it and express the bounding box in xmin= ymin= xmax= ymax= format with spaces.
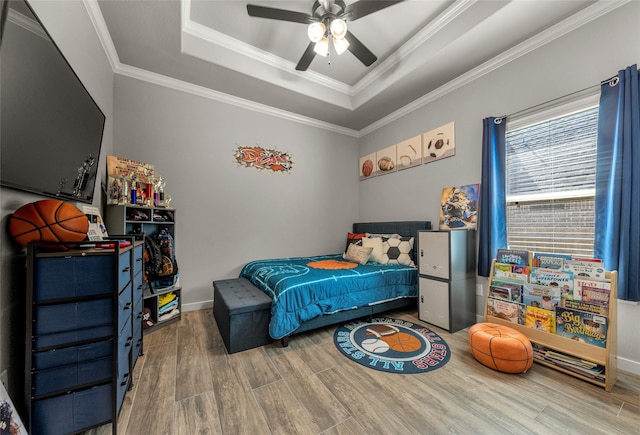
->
xmin=25 ymin=238 xmax=144 ymax=435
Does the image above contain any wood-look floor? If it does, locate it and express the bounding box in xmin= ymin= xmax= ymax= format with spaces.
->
xmin=86 ymin=308 xmax=639 ymax=435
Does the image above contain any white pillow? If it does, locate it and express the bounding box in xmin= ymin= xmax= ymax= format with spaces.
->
xmin=362 ymin=236 xmax=384 ymax=264
xmin=344 ymin=244 xmax=373 ymax=265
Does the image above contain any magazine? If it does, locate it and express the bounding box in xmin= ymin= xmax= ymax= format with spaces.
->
xmin=556 ymin=307 xmax=607 ymax=348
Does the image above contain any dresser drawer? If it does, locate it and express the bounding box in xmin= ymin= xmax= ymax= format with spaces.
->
xmin=133 ymin=244 xmax=144 ymax=276
xmin=118 ymin=288 xmax=133 ymax=334
xmin=34 ymin=255 xmax=114 ymax=301
xmin=33 ymin=340 xmax=112 ymax=370
xmin=32 ymin=356 xmax=112 ymax=397
xmin=34 ymin=325 xmax=113 ymax=350
xmin=118 ymin=250 xmax=132 ymax=291
xmin=31 ymin=384 xmax=112 ymax=435
xmin=34 ymin=299 xmax=112 ymax=336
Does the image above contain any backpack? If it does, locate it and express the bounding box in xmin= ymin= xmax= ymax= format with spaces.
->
xmin=156 ymin=229 xmax=178 ymax=278
xmin=144 ymin=235 xmax=163 ymax=278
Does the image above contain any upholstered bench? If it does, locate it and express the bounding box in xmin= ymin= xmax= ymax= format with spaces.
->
xmin=468 ymin=323 xmax=533 ymax=373
xmin=213 ymin=278 xmax=273 ymax=354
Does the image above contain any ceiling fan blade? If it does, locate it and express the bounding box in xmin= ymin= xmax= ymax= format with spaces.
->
xmin=344 ymin=0 xmax=404 ymax=21
xmin=246 ymin=4 xmax=312 ymax=24
xmin=345 ymin=31 xmax=377 ymax=66
xmin=296 ymin=42 xmax=317 ymax=71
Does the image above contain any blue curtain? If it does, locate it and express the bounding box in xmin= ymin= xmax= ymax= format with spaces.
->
xmin=478 ymin=117 xmax=507 ymax=277
xmin=594 ymin=65 xmax=640 ymax=301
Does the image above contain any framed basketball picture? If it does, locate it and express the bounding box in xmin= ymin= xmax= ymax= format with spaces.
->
xmin=423 ymin=122 xmax=455 ymax=164
xmin=359 ymin=153 xmax=377 ymax=180
xmin=439 ymin=183 xmax=479 ymax=230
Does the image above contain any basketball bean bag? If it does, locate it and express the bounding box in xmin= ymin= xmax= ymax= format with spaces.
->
xmin=8 ymin=200 xmax=88 ymax=249
xmin=468 ymin=323 xmax=533 ymax=373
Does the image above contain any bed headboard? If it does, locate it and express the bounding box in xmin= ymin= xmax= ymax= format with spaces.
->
xmin=352 ymin=221 xmax=432 ymax=262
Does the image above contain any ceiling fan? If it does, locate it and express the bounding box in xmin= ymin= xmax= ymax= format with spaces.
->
xmin=246 ymin=0 xmax=404 ymax=71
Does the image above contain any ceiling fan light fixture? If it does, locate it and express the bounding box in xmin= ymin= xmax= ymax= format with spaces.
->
xmin=313 ymin=36 xmax=329 ymax=57
xmin=333 ymin=36 xmax=350 ymax=55
xmin=307 ymin=22 xmax=326 ymax=43
xmin=329 ymin=18 xmax=347 ymax=39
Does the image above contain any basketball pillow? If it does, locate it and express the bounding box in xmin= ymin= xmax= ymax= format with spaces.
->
xmin=8 ymin=200 xmax=89 ymax=249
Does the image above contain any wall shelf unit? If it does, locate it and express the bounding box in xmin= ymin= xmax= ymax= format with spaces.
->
xmin=105 ymin=205 xmax=181 ymax=334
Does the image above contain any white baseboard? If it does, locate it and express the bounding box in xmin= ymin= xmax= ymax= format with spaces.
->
xmin=617 ymin=356 xmax=640 ymax=376
xmin=182 ymin=300 xmax=213 ymax=312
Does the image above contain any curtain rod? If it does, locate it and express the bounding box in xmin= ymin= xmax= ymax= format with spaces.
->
xmin=493 ymin=72 xmax=622 ymax=124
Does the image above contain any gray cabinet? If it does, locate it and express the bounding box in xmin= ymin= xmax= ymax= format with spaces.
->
xmin=417 ymin=230 xmax=476 ymax=332
xmin=25 ymin=238 xmax=143 ymax=435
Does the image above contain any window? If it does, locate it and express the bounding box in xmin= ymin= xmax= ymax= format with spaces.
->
xmin=505 ymin=102 xmax=599 ymax=257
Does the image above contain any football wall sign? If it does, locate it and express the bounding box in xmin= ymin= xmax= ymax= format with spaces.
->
xmin=359 ymin=122 xmax=455 ymax=180
xmin=235 ymin=146 xmax=293 ymax=173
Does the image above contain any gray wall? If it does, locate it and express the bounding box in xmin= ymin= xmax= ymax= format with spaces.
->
xmin=112 ymin=76 xmax=359 ymax=308
xmin=358 ymin=2 xmax=640 ymax=374
xmin=0 ymin=0 xmax=114 ymax=411
xmin=1 ymin=2 xmax=639 ymax=415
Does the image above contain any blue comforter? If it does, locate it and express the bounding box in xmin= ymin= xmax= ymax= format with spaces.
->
xmin=239 ymin=254 xmax=417 ymax=339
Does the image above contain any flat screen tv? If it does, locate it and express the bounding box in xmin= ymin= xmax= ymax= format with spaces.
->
xmin=0 ymin=0 xmax=105 ymax=204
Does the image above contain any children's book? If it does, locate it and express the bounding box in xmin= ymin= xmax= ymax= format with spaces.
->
xmin=573 ymin=278 xmax=611 ymax=305
xmin=563 ymin=299 xmax=608 ymax=316
xmin=522 ymin=283 xmax=561 ymax=310
xmin=563 ymin=259 xmax=606 ymax=281
xmin=489 ymin=283 xmax=523 ymax=302
xmin=493 ymin=263 xmax=529 ymax=284
xmin=529 ymin=268 xmax=574 ymax=297
xmin=531 ymin=252 xmax=572 ymax=270
xmin=486 ymin=298 xmax=521 ymax=324
xmin=525 ymin=306 xmax=556 ymax=333
xmin=556 ymin=307 xmax=607 ymax=348
xmin=496 ymin=249 xmax=530 ymax=266
xmin=494 ymin=263 xmax=529 ymax=275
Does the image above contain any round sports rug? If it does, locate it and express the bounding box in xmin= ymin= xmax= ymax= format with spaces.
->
xmin=333 ymin=317 xmax=451 ymax=374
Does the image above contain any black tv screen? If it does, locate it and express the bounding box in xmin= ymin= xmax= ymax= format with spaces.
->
xmin=0 ymin=0 xmax=105 ymax=204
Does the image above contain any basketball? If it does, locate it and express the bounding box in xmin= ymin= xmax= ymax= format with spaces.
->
xmin=8 ymin=200 xmax=89 ymax=249
xmin=382 ymin=332 xmax=423 ymax=353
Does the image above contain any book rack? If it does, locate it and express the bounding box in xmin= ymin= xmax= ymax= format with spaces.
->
xmin=484 ymin=259 xmax=618 ymax=391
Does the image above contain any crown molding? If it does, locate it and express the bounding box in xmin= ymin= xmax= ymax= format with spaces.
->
xmin=359 ymin=0 xmax=630 ymax=136
xmin=115 ymin=63 xmax=360 ymax=138
xmin=83 ymin=0 xmax=628 ymax=138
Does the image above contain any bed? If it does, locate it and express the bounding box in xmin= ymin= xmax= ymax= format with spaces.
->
xmin=239 ymin=221 xmax=431 ymax=343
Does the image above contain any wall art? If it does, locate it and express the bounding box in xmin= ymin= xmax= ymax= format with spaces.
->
xmin=439 ymin=183 xmax=479 ymax=230
xmin=359 ymin=152 xmax=377 ymax=180
xmin=423 ymin=121 xmax=455 ymax=164
xmin=375 ymin=145 xmax=397 ymax=175
xmin=396 ymin=135 xmax=422 ymax=170
xmin=235 ymin=146 xmax=293 ymax=173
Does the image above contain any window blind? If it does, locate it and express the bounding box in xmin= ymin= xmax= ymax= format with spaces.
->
xmin=505 ymin=106 xmax=598 ymax=256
